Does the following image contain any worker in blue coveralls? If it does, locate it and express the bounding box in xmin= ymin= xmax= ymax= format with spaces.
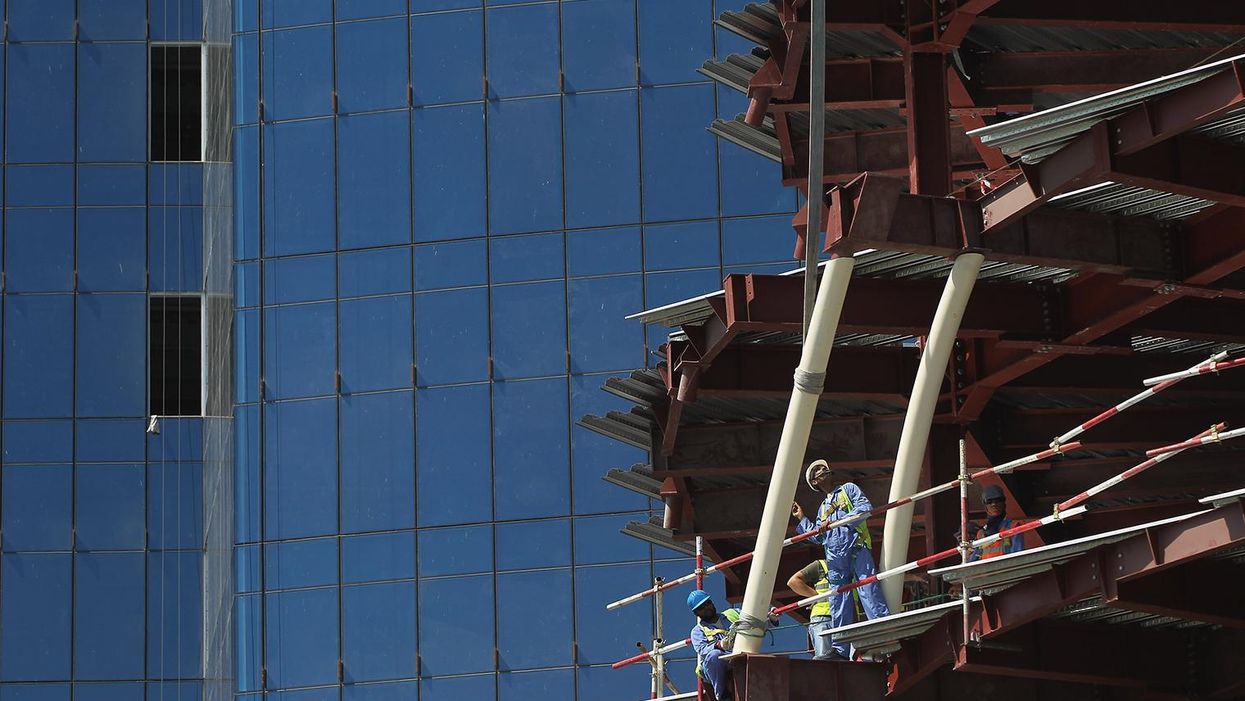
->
xmin=966 ymin=484 xmax=1025 ymax=561
xmin=688 ymin=589 xmax=738 ymax=701
xmin=790 ymin=459 xmax=890 ymax=660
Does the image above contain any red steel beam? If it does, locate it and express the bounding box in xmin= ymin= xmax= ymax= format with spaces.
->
xmin=967 ymin=47 xmax=1228 ymax=94
xmin=782 ymin=125 xmax=986 ymax=187
xmin=974 ymin=0 xmax=1245 ymax=33
xmin=906 ymin=50 xmax=954 ymax=195
xmin=1107 ymin=558 xmax=1245 ymax=628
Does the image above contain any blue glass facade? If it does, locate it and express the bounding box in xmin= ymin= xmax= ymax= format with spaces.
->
xmin=0 ymin=2 xmax=209 ymax=701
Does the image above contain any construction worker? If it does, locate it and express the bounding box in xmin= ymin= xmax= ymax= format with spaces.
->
xmin=688 ymin=589 xmax=739 ymax=701
xmin=790 ymin=459 xmax=890 ymax=660
xmin=966 ymin=484 xmax=1024 ymax=561
xmin=786 ymin=559 xmax=835 ymax=659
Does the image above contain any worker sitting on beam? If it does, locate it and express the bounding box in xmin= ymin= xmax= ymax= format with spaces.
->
xmin=688 ymin=590 xmax=739 ymax=701
xmin=791 ymin=459 xmax=890 ymax=660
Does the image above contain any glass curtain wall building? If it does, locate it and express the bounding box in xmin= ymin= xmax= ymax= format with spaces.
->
xmin=0 ymin=3 xmax=211 ymax=701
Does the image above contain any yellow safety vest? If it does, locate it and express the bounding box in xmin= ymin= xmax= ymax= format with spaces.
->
xmin=819 ymin=488 xmax=871 ymax=549
xmin=809 ymin=560 xmax=832 ymax=618
xmin=695 ymin=608 xmax=740 ymax=680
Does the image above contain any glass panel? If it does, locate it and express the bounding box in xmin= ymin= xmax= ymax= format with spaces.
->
xmin=573 ymin=563 xmax=651 ymax=664
xmin=78 ymin=44 xmax=146 ymax=162
xmin=413 ymin=104 xmax=486 ymax=242
xmin=495 ymin=519 xmax=570 ymax=571
xmin=263 ymin=398 xmax=338 ymax=539
xmin=574 ymin=513 xmax=650 ymax=565
xmin=148 ymin=206 xmax=205 ymax=293
xmin=337 ymin=0 xmax=405 ymax=20
xmin=340 ymin=390 xmax=415 ymax=532
xmin=263 ymin=537 xmax=338 ymax=591
xmin=499 ymin=669 xmax=574 ymax=701
xmin=719 ymin=141 xmax=796 ymax=217
xmin=263 ymin=302 xmax=337 ymax=400
xmin=339 ymin=295 xmax=413 ymax=394
xmin=235 ymin=126 xmax=260 ymax=257
xmin=644 ymin=220 xmax=720 ymax=271
xmin=76 ymin=294 xmax=147 ymax=418
xmin=6 ymin=209 xmax=74 ymax=292
xmin=75 ymin=464 xmax=145 ymax=551
xmin=342 ymin=681 xmax=416 ymax=701
xmin=79 ymin=165 xmax=146 ymax=206
xmin=497 ymin=569 xmax=573 ymax=669
xmin=339 ymin=248 xmax=411 ymax=299
xmin=416 ymin=385 xmax=492 ymax=526
xmin=341 ymin=531 xmax=415 ymax=584
xmin=637 ymin=0 xmax=712 ymax=85
xmin=487 ymin=97 xmax=563 ymax=235
xmin=261 ymin=0 xmax=332 ymax=28
xmin=7 ymin=0 xmax=75 ymax=39
xmin=568 ymin=275 xmax=644 ymax=373
xmin=76 ymin=420 xmax=145 ymax=463
xmin=263 ymin=118 xmax=336 ymax=256
xmin=262 ymin=26 xmax=333 ymax=120
xmin=78 ymin=0 xmax=146 ymax=39
xmin=415 ymin=239 xmax=487 ymax=291
xmin=264 ymin=254 xmax=336 ymax=305
xmin=570 ymin=372 xmax=650 ymax=511
xmin=235 ymin=34 xmax=260 ymax=127
xmin=150 ymin=0 xmax=203 ymax=41
xmin=7 ymin=46 xmax=72 ymax=162
xmin=148 ymin=163 xmax=204 ymax=205
xmin=493 ymin=378 xmax=570 ymax=520
xmin=338 ymin=110 xmax=412 ymax=249
xmin=7 ymin=165 xmax=73 ymax=206
xmin=146 ymin=417 xmax=203 ymax=458
xmin=236 ymin=545 xmax=261 ymax=594
xmin=410 ymin=10 xmax=483 ymax=106
xmin=77 ymin=209 xmax=147 ymax=292
xmin=0 ymin=686 xmax=69 ymax=701
xmin=563 ymin=0 xmax=636 ymax=92
xmin=722 ymin=214 xmax=794 ymax=268
xmin=336 ymin=18 xmax=408 ymax=113
xmin=146 ymin=462 xmax=203 ymax=550
xmin=418 ymin=575 xmax=494 ymax=675
xmin=235 ymin=404 xmax=261 ymax=544
xmin=265 ymin=587 xmax=339 ymax=688
xmin=565 ymin=91 xmax=641 ymax=229
xmin=412 ymin=0 xmax=479 ymax=11
xmin=74 ymin=553 xmax=145 ymax=680
xmin=640 ymin=85 xmax=718 ymax=221
xmin=2 ymin=466 xmax=72 ymax=550
xmin=146 ymin=553 xmax=202 ymax=678
xmin=74 ymin=684 xmax=144 ymax=701
xmin=418 ymin=525 xmax=491 ymax=577
xmin=567 ymin=226 xmax=642 ymax=278
xmin=4 ymin=420 xmax=73 ymax=463
xmin=490 ymin=233 xmax=563 ymax=284
xmin=4 ymin=296 xmax=74 ymax=418
xmin=0 ymin=554 xmax=72 ymax=680
xmin=414 ymin=288 xmax=489 ymax=386
xmin=421 ymin=676 xmax=495 ymax=701
xmin=342 ymin=581 xmax=417 ymax=682
xmin=491 ymin=281 xmax=566 ymax=379
xmin=578 ymin=665 xmax=650 ymax=701
xmin=236 ymin=309 xmax=260 ymax=405
xmin=486 ymin=4 xmax=560 ymax=98
xmin=235 ymin=595 xmax=262 ymax=692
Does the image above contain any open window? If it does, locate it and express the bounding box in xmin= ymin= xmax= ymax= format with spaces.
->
xmin=150 ymin=295 xmax=203 ymax=416
xmin=151 ymin=44 xmax=203 ymax=162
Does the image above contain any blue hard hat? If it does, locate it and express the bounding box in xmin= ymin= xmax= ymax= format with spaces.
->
xmin=982 ymin=484 xmax=1005 ymax=502
xmin=687 ymin=589 xmax=712 ymax=612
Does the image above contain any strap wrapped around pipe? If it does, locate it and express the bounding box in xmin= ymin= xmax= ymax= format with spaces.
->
xmin=793 ymin=369 xmax=825 ymax=395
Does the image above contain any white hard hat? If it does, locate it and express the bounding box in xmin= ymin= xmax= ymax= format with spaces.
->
xmin=805 ymin=459 xmax=831 ymax=490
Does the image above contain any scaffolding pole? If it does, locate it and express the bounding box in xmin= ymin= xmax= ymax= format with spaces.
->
xmin=958 ymin=436 xmax=971 ymax=649
xmin=695 ymin=537 xmax=705 ymax=701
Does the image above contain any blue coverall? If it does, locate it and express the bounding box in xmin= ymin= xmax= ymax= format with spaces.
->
xmin=967 ymin=515 xmax=1024 ymax=561
xmin=691 ymin=613 xmax=735 ymax=700
xmin=795 ymin=482 xmax=890 ymax=658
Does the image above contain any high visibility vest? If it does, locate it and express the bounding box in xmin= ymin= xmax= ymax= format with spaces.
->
xmin=695 ymin=609 xmax=740 ymax=680
xmin=809 ymin=560 xmax=832 ymax=618
xmin=973 ymin=518 xmax=1014 ymax=560
xmin=819 ymin=487 xmax=871 ymax=549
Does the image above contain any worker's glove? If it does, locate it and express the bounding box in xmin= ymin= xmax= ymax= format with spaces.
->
xmin=766 ymin=607 xmax=781 ymax=626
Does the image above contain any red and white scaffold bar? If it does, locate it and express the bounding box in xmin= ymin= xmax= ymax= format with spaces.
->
xmin=604 ymin=442 xmax=1080 ymax=612
xmin=1143 ymin=354 xmax=1245 ymax=387
xmin=1049 ymin=352 xmax=1230 ymax=448
xmin=1144 ymin=424 xmax=1245 ymax=458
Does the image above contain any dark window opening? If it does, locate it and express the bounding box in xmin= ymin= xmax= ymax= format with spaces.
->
xmin=150 ymin=296 xmax=202 ymax=416
xmin=151 ymin=45 xmax=202 ymax=162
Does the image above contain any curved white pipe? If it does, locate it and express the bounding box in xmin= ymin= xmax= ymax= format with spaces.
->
xmin=735 ymin=256 xmax=856 ymax=653
xmin=879 ymin=252 xmax=984 ymax=612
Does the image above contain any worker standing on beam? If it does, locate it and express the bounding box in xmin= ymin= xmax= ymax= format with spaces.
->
xmin=786 ymin=558 xmax=836 ymax=659
xmin=791 ymin=459 xmax=890 ymax=660
xmin=966 ymin=484 xmax=1024 ymax=561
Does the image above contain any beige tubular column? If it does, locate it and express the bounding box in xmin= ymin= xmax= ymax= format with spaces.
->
xmin=879 ymin=252 xmax=984 ymax=612
xmin=734 ymin=255 xmax=856 ymax=653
